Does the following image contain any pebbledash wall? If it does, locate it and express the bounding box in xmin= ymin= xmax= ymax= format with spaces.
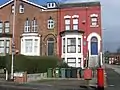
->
xmin=0 ymin=0 xmax=102 ymax=68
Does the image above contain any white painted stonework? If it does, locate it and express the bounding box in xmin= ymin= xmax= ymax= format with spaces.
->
xmin=87 ymin=32 xmax=102 ymax=67
xmin=61 ymin=32 xmax=84 ymax=68
xmin=20 ymin=33 xmax=40 ymax=56
xmin=87 ymin=32 xmax=101 ymax=56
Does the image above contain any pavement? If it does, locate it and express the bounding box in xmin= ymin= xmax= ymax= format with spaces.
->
xmin=0 ymin=73 xmax=98 ymax=90
xmin=0 ymin=66 xmax=108 ymax=90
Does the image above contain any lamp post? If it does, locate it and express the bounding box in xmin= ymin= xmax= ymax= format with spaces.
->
xmin=11 ymin=0 xmax=16 ymax=80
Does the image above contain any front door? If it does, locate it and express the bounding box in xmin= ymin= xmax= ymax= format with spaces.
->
xmin=91 ymin=37 xmax=98 ymax=55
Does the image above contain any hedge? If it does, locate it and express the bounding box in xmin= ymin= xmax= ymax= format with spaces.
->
xmin=0 ymin=54 xmax=61 ymax=74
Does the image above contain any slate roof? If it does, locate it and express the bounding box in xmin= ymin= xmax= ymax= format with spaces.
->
xmin=59 ymin=1 xmax=100 ymax=8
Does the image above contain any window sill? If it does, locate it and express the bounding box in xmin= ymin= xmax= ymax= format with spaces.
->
xmin=90 ymin=25 xmax=99 ymax=28
xmin=19 ymin=12 xmax=24 ymax=14
xmin=48 ymin=28 xmax=54 ymax=30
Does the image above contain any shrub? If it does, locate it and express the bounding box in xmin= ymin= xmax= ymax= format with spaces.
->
xmin=2 ymin=55 xmax=60 ymax=74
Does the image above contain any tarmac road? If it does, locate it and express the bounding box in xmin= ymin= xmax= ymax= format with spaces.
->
xmin=105 ymin=65 xmax=120 ymax=90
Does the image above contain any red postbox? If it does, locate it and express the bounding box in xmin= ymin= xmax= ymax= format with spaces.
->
xmin=97 ymin=68 xmax=104 ymax=88
xmin=84 ymin=68 xmax=92 ymax=80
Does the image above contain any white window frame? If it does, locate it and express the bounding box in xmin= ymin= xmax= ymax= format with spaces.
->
xmin=67 ymin=58 xmax=76 ymax=67
xmin=4 ymin=21 xmax=10 ymax=33
xmin=21 ymin=35 xmax=40 ymax=56
xmin=19 ymin=4 xmax=24 ymax=13
xmin=65 ymin=19 xmax=70 ymax=30
xmin=32 ymin=19 xmax=38 ymax=32
xmin=78 ymin=38 xmax=81 ymax=53
xmin=0 ymin=39 xmax=10 ymax=54
xmin=0 ymin=22 xmax=3 ymax=33
xmin=67 ymin=38 xmax=76 ymax=53
xmin=24 ymin=19 xmax=30 ymax=32
xmin=6 ymin=40 xmax=10 ymax=53
xmin=0 ymin=40 xmax=5 ymax=53
xmin=90 ymin=14 xmax=99 ymax=27
xmin=73 ymin=18 xmax=78 ymax=30
xmin=48 ymin=19 xmax=54 ymax=29
xmin=63 ymin=38 xmax=65 ymax=53
xmin=25 ymin=39 xmax=33 ymax=53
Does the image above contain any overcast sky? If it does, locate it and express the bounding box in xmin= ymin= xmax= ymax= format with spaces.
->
xmin=0 ymin=0 xmax=120 ymax=52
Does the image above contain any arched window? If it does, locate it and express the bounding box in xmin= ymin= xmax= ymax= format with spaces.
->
xmin=47 ymin=38 xmax=54 ymax=55
xmin=32 ymin=18 xmax=38 ymax=32
xmin=24 ymin=18 xmax=30 ymax=32
xmin=19 ymin=4 xmax=24 ymax=13
xmin=91 ymin=37 xmax=98 ymax=55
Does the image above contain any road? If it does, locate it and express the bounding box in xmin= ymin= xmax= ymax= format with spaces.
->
xmin=0 ymin=80 xmax=97 ymax=90
xmin=105 ymin=64 xmax=120 ymax=90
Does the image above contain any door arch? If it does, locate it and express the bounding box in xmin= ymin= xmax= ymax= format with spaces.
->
xmin=91 ymin=37 xmax=98 ymax=55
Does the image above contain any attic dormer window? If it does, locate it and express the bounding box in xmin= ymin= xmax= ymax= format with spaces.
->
xmin=47 ymin=2 xmax=56 ymax=8
xmin=19 ymin=4 xmax=24 ymax=13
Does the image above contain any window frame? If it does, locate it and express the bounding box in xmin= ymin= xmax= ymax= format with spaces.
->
xmin=4 ymin=21 xmax=10 ymax=33
xmin=73 ymin=18 xmax=79 ymax=30
xmin=11 ymin=4 xmax=14 ymax=13
xmin=32 ymin=18 xmax=38 ymax=32
xmin=63 ymin=38 xmax=65 ymax=53
xmin=25 ymin=39 xmax=33 ymax=53
xmin=65 ymin=18 xmax=70 ymax=30
xmin=78 ymin=38 xmax=81 ymax=53
xmin=90 ymin=14 xmax=99 ymax=27
xmin=0 ymin=40 xmax=5 ymax=53
xmin=67 ymin=38 xmax=76 ymax=53
xmin=0 ymin=21 xmax=3 ymax=33
xmin=67 ymin=58 xmax=76 ymax=67
xmin=24 ymin=18 xmax=30 ymax=33
xmin=19 ymin=4 xmax=24 ymax=13
xmin=47 ymin=19 xmax=54 ymax=29
xmin=6 ymin=40 xmax=10 ymax=53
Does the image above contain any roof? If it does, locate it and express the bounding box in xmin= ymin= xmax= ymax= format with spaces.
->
xmin=0 ymin=0 xmax=47 ymax=9
xmin=109 ymin=53 xmax=120 ymax=56
xmin=63 ymin=0 xmax=99 ymax=3
xmin=59 ymin=1 xmax=100 ymax=8
xmin=60 ymin=30 xmax=84 ymax=36
xmin=22 ymin=0 xmax=47 ymax=9
xmin=0 ymin=0 xmax=13 ymax=8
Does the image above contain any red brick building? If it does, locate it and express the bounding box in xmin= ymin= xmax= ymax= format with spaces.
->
xmin=58 ymin=1 xmax=102 ymax=68
xmin=108 ymin=53 xmax=120 ymax=64
xmin=0 ymin=0 xmax=102 ymax=68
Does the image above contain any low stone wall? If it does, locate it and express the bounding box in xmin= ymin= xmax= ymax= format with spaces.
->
xmin=27 ymin=73 xmax=47 ymax=82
